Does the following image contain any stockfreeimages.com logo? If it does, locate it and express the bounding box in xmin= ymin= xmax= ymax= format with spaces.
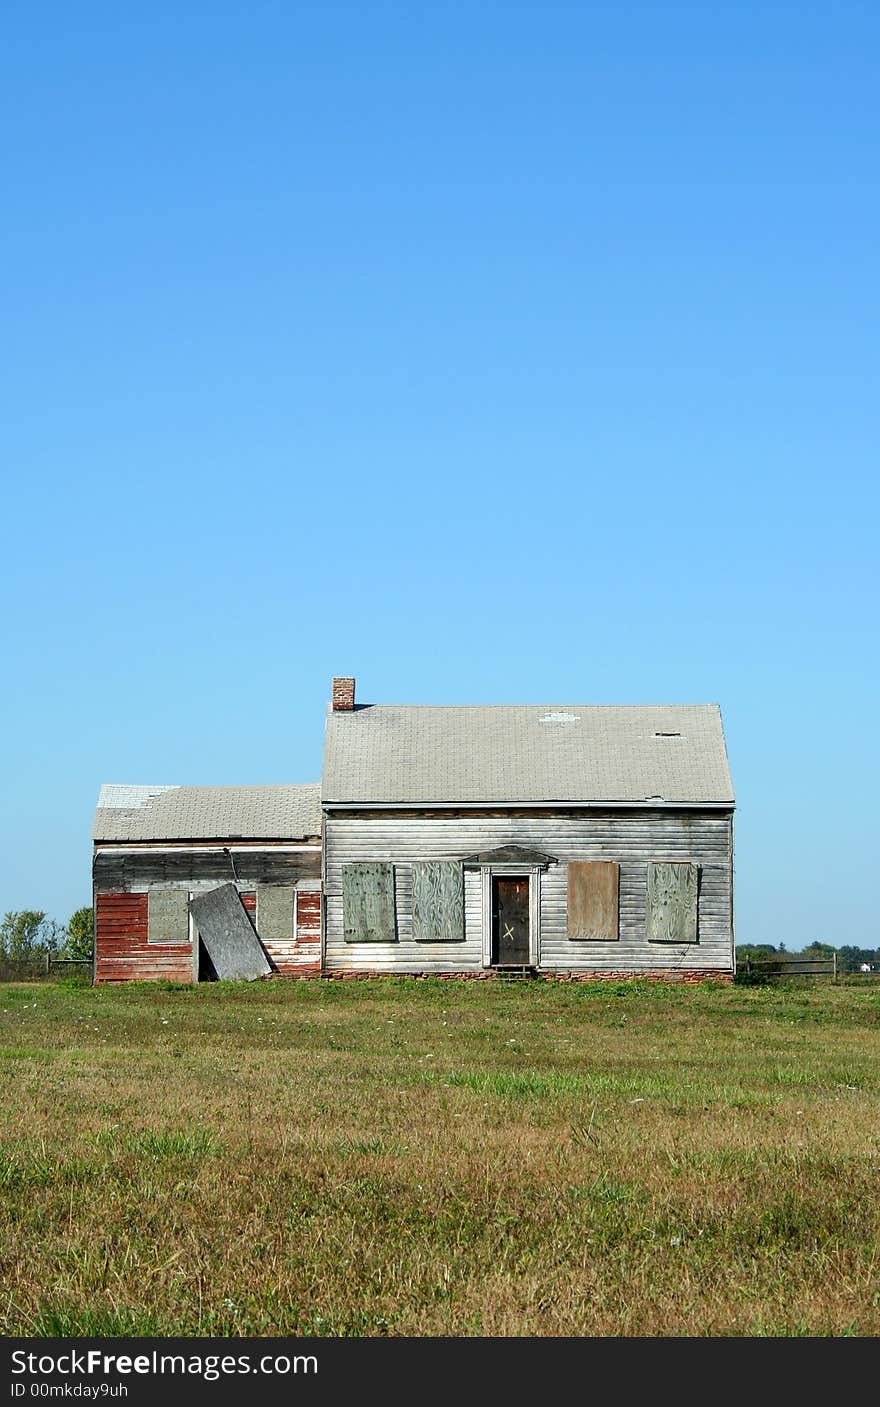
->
xmin=10 ymin=1349 xmax=317 ymax=1389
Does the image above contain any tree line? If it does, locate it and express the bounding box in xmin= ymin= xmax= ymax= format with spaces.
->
xmin=0 ymin=908 xmax=93 ymax=962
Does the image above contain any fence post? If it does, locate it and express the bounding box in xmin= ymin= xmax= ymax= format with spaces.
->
xmin=746 ymin=955 xmax=751 ymax=976
xmin=833 ymin=953 xmax=837 ymax=984
xmin=45 ymin=951 xmax=50 ymax=978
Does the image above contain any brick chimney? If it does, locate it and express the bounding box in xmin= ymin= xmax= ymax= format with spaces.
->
xmin=332 ymin=677 xmax=356 ymax=711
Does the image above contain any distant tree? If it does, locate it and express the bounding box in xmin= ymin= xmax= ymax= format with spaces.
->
xmin=803 ymin=941 xmax=837 ymax=958
xmin=64 ymin=907 xmax=93 ymax=960
xmin=735 ymin=944 xmax=778 ymax=964
xmin=0 ymin=911 xmax=63 ymax=960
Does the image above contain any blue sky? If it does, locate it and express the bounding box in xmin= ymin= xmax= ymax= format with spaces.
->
xmin=1 ymin=2 xmax=877 ymax=946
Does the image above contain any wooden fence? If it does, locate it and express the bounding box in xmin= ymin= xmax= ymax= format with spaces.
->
xmin=0 ymin=957 xmax=92 ymax=982
xmin=741 ymin=955 xmax=837 ymax=981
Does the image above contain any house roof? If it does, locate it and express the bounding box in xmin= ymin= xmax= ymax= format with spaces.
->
xmin=322 ymin=704 xmax=734 ymax=807
xmin=93 ymin=783 xmax=322 ymax=842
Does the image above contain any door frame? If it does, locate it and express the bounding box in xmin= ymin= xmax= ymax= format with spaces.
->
xmin=481 ymin=865 xmax=541 ymax=967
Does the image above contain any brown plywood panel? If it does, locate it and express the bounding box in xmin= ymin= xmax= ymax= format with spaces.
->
xmin=567 ymin=861 xmax=619 ymax=940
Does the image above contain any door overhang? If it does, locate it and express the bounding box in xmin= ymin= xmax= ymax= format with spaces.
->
xmin=462 ymin=844 xmax=556 ymax=869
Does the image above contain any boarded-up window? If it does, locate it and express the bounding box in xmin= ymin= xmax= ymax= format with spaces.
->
xmin=567 ymin=862 xmax=619 ymax=940
xmin=342 ymin=863 xmax=396 ymax=943
xmin=646 ymin=862 xmax=699 ymax=943
xmin=147 ymin=888 xmax=190 ymax=945
xmin=411 ymin=862 xmax=464 ymax=942
xmin=256 ymin=886 xmax=294 ymax=942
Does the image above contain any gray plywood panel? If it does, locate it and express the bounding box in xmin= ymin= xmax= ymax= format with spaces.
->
xmin=342 ymin=862 xmax=396 ymax=942
xmin=148 ymin=888 xmax=190 ymax=944
xmin=411 ymin=862 xmax=464 ymax=942
xmin=190 ymin=884 xmax=272 ymax=979
xmin=567 ymin=861 xmax=619 ymax=940
xmin=646 ymin=862 xmax=699 ymax=943
xmin=256 ymin=885 xmax=294 ymax=942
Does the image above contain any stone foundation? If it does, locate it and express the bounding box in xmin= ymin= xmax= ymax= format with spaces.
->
xmin=318 ymin=969 xmax=733 ymax=984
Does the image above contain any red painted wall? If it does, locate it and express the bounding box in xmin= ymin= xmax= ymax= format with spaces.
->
xmin=95 ymin=888 xmax=322 ymax=982
xmin=95 ymin=893 xmax=192 ymax=983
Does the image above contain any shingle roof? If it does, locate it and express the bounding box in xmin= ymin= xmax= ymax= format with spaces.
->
xmin=93 ymin=783 xmax=322 ymax=842
xmin=322 ymin=704 xmax=734 ymax=806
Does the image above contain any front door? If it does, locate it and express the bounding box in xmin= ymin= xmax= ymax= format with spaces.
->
xmin=492 ymin=876 xmax=530 ymax=966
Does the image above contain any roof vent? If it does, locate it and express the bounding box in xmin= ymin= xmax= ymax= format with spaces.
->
xmin=539 ymin=711 xmax=579 ymax=725
xmin=653 ymin=731 xmax=684 ymax=739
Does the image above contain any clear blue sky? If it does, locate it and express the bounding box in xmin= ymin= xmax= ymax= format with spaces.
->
xmin=1 ymin=2 xmax=877 ymax=947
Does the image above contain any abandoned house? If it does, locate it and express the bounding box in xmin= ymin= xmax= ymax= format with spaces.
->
xmin=92 ymin=677 xmax=735 ymax=982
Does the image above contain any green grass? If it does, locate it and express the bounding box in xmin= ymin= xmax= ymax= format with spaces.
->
xmin=1 ymin=976 xmax=879 ymax=1336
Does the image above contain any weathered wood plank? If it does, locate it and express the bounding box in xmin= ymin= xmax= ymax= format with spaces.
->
xmin=190 ymin=884 xmax=272 ymax=979
xmin=93 ymin=848 xmax=320 ymax=890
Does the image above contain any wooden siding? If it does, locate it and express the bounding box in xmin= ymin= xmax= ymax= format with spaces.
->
xmin=93 ymin=846 xmax=320 ymax=890
xmin=95 ymin=893 xmax=191 ymax=983
xmin=323 ymin=810 xmax=733 ymax=975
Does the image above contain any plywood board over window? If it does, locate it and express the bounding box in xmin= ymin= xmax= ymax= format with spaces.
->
xmin=256 ymin=886 xmax=294 ymax=942
xmin=647 ymin=862 xmax=699 ymax=943
xmin=342 ymin=862 xmax=396 ymax=943
xmin=411 ymin=861 xmax=465 ymax=941
xmin=567 ymin=862 xmax=619 ymax=940
xmin=147 ymin=888 xmax=190 ymax=945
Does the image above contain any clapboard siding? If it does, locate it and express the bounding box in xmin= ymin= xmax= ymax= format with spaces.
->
xmin=324 ymin=810 xmax=733 ymax=974
xmin=95 ymin=893 xmax=192 ymax=983
xmin=93 ymin=846 xmax=320 ymax=890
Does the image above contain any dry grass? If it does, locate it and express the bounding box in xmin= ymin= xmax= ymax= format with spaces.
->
xmin=1 ymin=976 xmax=879 ymax=1337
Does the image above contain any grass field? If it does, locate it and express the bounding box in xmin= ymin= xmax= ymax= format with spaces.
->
xmin=1 ymin=976 xmax=879 ymax=1337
